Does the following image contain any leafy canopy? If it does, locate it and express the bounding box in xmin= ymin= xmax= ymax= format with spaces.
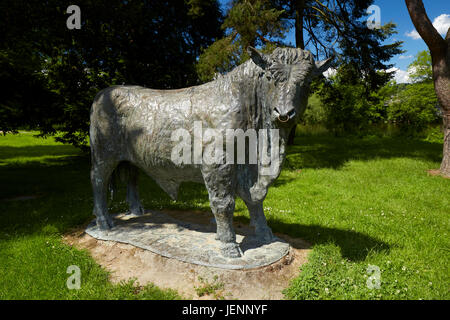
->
xmin=408 ymin=50 xmax=433 ymax=83
xmin=0 ymin=0 xmax=223 ymax=147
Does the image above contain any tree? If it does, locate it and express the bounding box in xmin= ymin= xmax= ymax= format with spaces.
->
xmin=405 ymin=0 xmax=450 ymax=177
xmin=387 ymin=82 xmax=438 ymax=134
xmin=271 ymin=1 xmax=402 ymax=87
xmin=196 ymin=0 xmax=289 ymax=81
xmin=408 ymin=50 xmax=433 ymax=83
xmin=318 ymin=63 xmax=387 ymax=135
xmin=0 ymin=0 xmax=223 ymax=147
xmin=270 ymin=0 xmax=403 ymax=143
xmin=198 ymin=0 xmax=403 ymax=144
xmin=387 ymin=50 xmax=439 ymax=134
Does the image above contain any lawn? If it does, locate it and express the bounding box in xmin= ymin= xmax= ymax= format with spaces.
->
xmin=0 ymin=130 xmax=448 ymax=299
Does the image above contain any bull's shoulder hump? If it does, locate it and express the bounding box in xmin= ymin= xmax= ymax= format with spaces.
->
xmin=95 ymin=85 xmax=198 ymax=101
xmin=93 ymin=85 xmax=142 ymax=101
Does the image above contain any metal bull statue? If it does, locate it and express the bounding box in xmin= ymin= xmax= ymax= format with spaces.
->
xmin=89 ymin=46 xmax=332 ymax=258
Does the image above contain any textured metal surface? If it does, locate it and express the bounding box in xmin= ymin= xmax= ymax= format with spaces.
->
xmin=89 ymin=46 xmax=332 ymax=258
xmin=85 ymin=211 xmax=290 ymax=270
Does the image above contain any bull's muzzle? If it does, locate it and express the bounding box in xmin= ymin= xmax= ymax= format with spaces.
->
xmin=274 ymin=107 xmax=296 ymax=123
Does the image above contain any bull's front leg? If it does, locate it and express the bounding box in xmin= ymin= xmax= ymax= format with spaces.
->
xmin=201 ymin=164 xmax=242 ymax=258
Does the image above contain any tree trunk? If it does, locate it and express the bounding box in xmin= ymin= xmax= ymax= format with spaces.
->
xmin=405 ymin=0 xmax=450 ymax=177
xmin=432 ymin=36 xmax=450 ymax=177
xmin=441 ymin=111 xmax=450 ymax=176
xmin=294 ymin=0 xmax=305 ymax=50
xmin=288 ymin=0 xmax=305 ymax=146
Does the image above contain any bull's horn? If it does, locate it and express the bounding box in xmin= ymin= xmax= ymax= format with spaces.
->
xmin=314 ymin=56 xmax=334 ymax=77
xmin=247 ymin=46 xmax=269 ymax=69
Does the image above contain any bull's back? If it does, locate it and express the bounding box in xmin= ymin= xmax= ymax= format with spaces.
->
xmin=90 ymin=83 xmax=240 ymax=184
xmin=91 ymin=85 xmax=208 ymax=183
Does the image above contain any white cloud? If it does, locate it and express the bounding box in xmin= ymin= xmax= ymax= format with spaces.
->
xmin=406 ymin=13 xmax=450 ymax=40
xmin=387 ymin=67 xmax=411 ymax=84
xmin=406 ymin=30 xmax=421 ymax=39
xmin=433 ymin=14 xmax=450 ymax=35
xmin=398 ymin=54 xmax=414 ymax=60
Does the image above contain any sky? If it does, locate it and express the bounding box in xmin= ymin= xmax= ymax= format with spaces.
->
xmin=218 ymin=0 xmax=449 ymax=83
xmin=369 ymin=0 xmax=449 ymax=83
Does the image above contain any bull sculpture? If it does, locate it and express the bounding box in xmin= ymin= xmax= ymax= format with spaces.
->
xmin=89 ymin=47 xmax=332 ymax=258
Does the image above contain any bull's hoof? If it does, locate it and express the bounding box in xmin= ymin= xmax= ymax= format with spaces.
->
xmin=255 ymin=226 xmax=275 ymax=243
xmin=96 ymin=216 xmax=115 ymax=230
xmin=220 ymin=242 xmax=243 ymax=258
xmin=128 ymin=205 xmax=144 ymax=216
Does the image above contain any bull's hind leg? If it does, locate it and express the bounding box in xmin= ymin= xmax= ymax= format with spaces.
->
xmin=126 ymin=164 xmax=144 ymax=216
xmin=91 ymin=161 xmax=116 ymax=229
xmin=244 ymin=200 xmax=274 ymax=243
xmin=202 ymin=165 xmax=242 ymax=258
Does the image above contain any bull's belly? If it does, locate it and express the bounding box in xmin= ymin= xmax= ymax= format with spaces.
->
xmin=134 ymin=159 xmax=204 ymax=200
xmin=129 ymin=152 xmax=203 ymax=181
xmin=141 ymin=162 xmax=204 ymax=184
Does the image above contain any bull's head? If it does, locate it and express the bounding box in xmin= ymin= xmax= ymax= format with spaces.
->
xmin=247 ymin=46 xmax=333 ymax=127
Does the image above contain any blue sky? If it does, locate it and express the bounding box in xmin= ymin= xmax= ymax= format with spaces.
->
xmin=369 ymin=0 xmax=449 ymax=82
xmin=218 ymin=0 xmax=449 ymax=83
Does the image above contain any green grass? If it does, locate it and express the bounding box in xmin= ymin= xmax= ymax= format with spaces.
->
xmin=0 ymin=130 xmax=449 ymax=299
xmin=0 ymin=131 xmax=180 ymax=299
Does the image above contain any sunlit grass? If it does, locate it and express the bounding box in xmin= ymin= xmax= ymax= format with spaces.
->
xmin=0 ymin=132 xmax=180 ymax=299
xmin=0 ymin=130 xmax=448 ymax=299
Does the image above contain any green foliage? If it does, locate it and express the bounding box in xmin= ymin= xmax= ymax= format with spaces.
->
xmin=273 ymin=0 xmax=403 ymax=92
xmin=318 ymin=65 xmax=387 ymax=135
xmin=196 ymin=36 xmax=241 ymax=82
xmin=384 ymin=50 xmax=438 ymax=136
xmin=408 ymin=50 xmax=433 ymax=83
xmin=197 ymin=0 xmax=403 ymax=87
xmin=222 ymin=0 xmax=288 ymax=46
xmin=338 ymin=21 xmax=404 ymax=91
xmin=313 ymin=58 xmax=439 ymax=137
xmin=301 ymin=93 xmax=327 ymax=126
xmin=0 ymin=0 xmax=223 ymax=147
xmin=196 ymin=0 xmax=289 ymax=81
xmin=387 ymin=82 xmax=439 ymax=134
xmin=0 ymin=42 xmax=60 ymax=135
xmin=423 ymin=126 xmax=444 ymax=144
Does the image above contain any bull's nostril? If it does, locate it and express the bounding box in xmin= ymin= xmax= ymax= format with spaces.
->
xmin=278 ymin=115 xmax=289 ymax=122
xmin=288 ymin=109 xmax=296 ymax=117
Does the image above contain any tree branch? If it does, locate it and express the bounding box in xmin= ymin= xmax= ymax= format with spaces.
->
xmin=404 ymin=0 xmax=445 ymax=53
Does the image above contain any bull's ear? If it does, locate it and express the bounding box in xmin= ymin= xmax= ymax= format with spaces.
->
xmin=247 ymin=46 xmax=269 ymax=69
xmin=313 ymin=56 xmax=334 ymax=77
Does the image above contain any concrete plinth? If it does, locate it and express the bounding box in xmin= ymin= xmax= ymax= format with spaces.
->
xmin=85 ymin=211 xmax=290 ymax=270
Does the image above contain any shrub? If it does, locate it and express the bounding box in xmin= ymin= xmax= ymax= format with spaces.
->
xmin=319 ymin=81 xmax=385 ymax=136
xmin=387 ymin=82 xmax=439 ymax=135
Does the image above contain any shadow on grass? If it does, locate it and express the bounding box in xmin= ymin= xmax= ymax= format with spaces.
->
xmin=234 ymin=215 xmax=390 ymax=262
xmin=286 ymin=134 xmax=442 ymax=170
xmin=271 ymin=220 xmax=389 ymax=262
